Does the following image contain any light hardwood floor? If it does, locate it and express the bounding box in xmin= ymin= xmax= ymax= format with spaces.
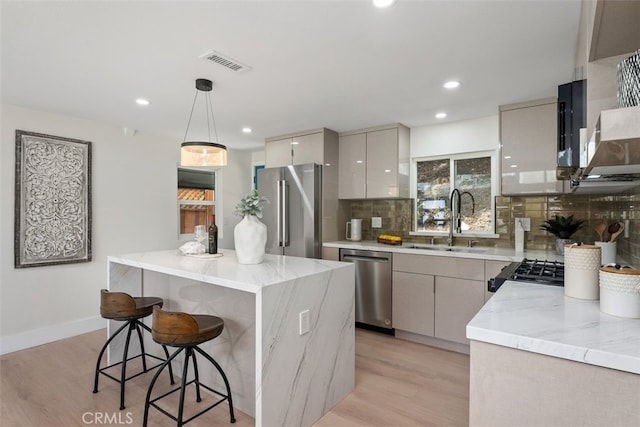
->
xmin=0 ymin=328 xmax=469 ymax=426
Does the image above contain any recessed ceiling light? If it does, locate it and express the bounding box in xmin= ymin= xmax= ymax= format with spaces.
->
xmin=435 ymin=112 xmax=447 ymax=119
xmin=504 ymin=155 xmax=512 ymax=159
xmin=242 ymin=127 xmax=252 ymax=133
xmin=135 ymin=98 xmax=150 ymax=106
xmin=443 ymin=81 xmax=461 ymax=89
xmin=373 ymin=0 xmax=395 ymax=8
xmin=510 ymin=164 xmax=518 ymax=168
xmin=356 ymin=160 xmax=364 ymax=164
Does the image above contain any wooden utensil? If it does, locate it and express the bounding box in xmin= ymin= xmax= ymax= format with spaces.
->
xmin=607 ymin=222 xmax=620 ymax=242
xmin=610 ymin=221 xmax=625 ymax=242
xmin=607 ymin=222 xmax=621 ymax=242
xmin=593 ymin=220 xmax=607 ymax=242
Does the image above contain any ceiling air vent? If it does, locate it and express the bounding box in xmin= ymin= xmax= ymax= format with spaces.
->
xmin=200 ymin=50 xmax=251 ymax=73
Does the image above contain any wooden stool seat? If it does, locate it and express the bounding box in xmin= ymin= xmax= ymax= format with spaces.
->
xmin=100 ymin=290 xmax=164 ymax=320
xmin=152 ymin=309 xmax=224 ymax=346
xmin=93 ymin=289 xmax=174 ymax=410
xmin=143 ymin=306 xmax=235 ymax=426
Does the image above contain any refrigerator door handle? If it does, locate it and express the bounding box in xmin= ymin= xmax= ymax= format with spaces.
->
xmin=282 ymin=180 xmax=289 ymax=247
xmin=277 ymin=180 xmax=283 ymax=247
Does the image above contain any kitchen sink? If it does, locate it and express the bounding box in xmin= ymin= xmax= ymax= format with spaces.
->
xmin=407 ymin=245 xmax=486 ymax=254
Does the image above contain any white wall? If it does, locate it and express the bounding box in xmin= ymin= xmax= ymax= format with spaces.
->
xmin=410 ymin=115 xmax=499 ymax=158
xmin=0 ymin=104 xmax=252 ymax=354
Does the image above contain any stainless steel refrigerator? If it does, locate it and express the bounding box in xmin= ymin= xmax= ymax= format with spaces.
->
xmin=257 ymin=163 xmax=322 ymax=258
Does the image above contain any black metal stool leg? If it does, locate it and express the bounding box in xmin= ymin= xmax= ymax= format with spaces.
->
xmin=119 ymin=321 xmax=135 ymax=410
xmin=194 ymin=346 xmax=236 ymax=423
xmin=143 ymin=347 xmax=183 ymax=427
xmin=176 ymin=347 xmax=192 ymax=427
xmin=139 ymin=320 xmax=175 ymax=384
xmin=134 ymin=321 xmax=148 ymax=372
xmin=191 ymin=349 xmax=202 ymax=402
xmin=93 ymin=321 xmax=129 ymax=393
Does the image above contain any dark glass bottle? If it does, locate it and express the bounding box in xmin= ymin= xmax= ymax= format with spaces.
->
xmin=208 ymin=214 xmax=218 ymax=254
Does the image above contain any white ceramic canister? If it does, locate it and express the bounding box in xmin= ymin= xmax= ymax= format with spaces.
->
xmin=599 ymin=266 xmax=640 ymax=318
xmin=564 ymin=244 xmax=601 ymax=300
xmin=594 ymin=241 xmax=617 ymax=265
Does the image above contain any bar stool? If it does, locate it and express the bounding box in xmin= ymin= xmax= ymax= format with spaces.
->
xmin=143 ymin=306 xmax=235 ymax=426
xmin=93 ymin=289 xmax=175 ymax=410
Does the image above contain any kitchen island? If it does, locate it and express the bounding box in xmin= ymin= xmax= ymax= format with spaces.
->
xmin=467 ymin=281 xmax=640 ymax=426
xmin=107 ymin=249 xmax=355 ymax=427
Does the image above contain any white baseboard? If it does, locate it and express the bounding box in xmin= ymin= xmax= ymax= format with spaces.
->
xmin=0 ymin=316 xmax=106 ymax=355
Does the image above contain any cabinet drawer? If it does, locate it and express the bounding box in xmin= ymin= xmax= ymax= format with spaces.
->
xmin=393 ymin=253 xmax=484 ymax=281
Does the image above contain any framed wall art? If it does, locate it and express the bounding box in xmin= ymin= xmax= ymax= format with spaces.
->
xmin=14 ymin=130 xmax=92 ymax=268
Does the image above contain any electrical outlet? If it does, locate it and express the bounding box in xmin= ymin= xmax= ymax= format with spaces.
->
xmin=372 ymin=217 xmax=382 ymax=228
xmin=516 ymin=217 xmax=531 ymax=231
xmin=299 ymin=310 xmax=310 ymax=335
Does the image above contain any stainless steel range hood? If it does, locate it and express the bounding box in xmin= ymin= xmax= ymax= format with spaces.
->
xmin=570 ymin=106 xmax=640 ymax=193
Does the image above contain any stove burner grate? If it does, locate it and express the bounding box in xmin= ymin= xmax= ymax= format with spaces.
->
xmin=512 ymin=258 xmax=564 ymax=285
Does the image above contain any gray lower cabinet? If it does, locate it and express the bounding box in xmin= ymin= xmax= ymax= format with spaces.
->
xmin=392 ymin=271 xmax=435 ymax=336
xmin=392 ymin=253 xmax=485 ymax=346
xmin=434 ymin=276 xmax=484 ymax=344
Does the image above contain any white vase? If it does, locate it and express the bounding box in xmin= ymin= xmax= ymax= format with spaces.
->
xmin=234 ymin=215 xmax=267 ymax=264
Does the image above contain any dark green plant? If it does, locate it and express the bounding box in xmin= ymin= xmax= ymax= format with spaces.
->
xmin=540 ymin=215 xmax=585 ymax=239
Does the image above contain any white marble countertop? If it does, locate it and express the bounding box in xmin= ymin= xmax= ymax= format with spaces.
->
xmin=467 ymin=281 xmax=640 ymax=374
xmin=324 ymin=240 xmax=562 ymax=262
xmin=108 ymin=249 xmax=351 ymax=294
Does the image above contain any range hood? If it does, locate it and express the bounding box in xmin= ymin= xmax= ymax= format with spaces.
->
xmin=569 ymin=106 xmax=640 ymax=193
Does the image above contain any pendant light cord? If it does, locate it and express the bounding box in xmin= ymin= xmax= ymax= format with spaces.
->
xmin=182 ymin=89 xmax=199 ymax=143
xmin=207 ymin=91 xmax=219 ymax=144
xmin=182 ymin=86 xmax=219 ymax=144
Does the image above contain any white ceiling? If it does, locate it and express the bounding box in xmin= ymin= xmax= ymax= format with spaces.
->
xmin=1 ymin=0 xmax=582 ymax=151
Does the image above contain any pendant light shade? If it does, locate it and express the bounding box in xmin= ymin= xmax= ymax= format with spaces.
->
xmin=180 ymin=78 xmax=227 ymax=167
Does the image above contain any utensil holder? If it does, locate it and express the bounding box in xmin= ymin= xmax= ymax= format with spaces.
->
xmin=594 ymin=241 xmax=617 ymax=265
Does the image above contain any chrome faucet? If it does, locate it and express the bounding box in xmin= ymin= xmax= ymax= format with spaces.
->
xmin=448 ymin=189 xmax=475 ymax=246
xmin=448 ymin=189 xmax=461 ymax=246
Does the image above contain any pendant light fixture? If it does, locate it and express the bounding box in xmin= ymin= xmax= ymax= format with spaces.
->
xmin=180 ymin=78 xmax=227 ymax=167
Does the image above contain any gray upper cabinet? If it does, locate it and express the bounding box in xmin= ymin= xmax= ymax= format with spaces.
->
xmin=338 ymin=124 xmax=410 ymax=199
xmin=499 ymin=98 xmax=568 ymax=195
xmin=265 ymin=130 xmax=327 ymax=168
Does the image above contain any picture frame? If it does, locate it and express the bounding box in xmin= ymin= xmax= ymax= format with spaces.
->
xmin=14 ymin=130 xmax=92 ymax=268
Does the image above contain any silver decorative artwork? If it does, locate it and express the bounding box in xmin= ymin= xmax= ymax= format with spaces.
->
xmin=617 ymin=49 xmax=640 ymax=108
xmin=15 ymin=130 xmax=92 ymax=268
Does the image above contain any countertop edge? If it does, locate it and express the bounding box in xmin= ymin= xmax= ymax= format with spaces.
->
xmin=467 ymin=281 xmax=640 ymax=375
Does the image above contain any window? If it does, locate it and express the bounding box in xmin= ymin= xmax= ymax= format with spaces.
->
xmin=413 ymin=151 xmax=495 ymax=234
xmin=177 ymin=167 xmax=220 ymax=238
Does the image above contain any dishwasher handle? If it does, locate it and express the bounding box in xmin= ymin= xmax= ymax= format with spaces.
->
xmin=341 ymin=255 xmax=390 ymax=263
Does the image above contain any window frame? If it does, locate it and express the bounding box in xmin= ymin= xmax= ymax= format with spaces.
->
xmin=177 ymin=166 xmax=223 ymax=241
xmin=410 ymin=150 xmax=498 ymax=237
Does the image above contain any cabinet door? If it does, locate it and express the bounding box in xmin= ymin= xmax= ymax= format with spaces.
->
xmin=293 ymin=132 xmax=324 ymax=165
xmin=322 ymin=247 xmax=339 ymax=261
xmin=392 ymin=271 xmax=435 ymax=336
xmin=338 ymin=133 xmax=367 ymax=199
xmin=484 ymin=260 xmax=511 ymax=303
xmin=366 ymin=128 xmax=399 ymax=198
xmin=434 ymin=276 xmax=484 ymax=344
xmin=265 ymin=137 xmax=293 ymax=168
xmin=500 ymin=100 xmax=565 ymax=195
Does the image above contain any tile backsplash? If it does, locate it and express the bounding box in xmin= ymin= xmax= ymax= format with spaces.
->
xmin=345 ymin=186 xmax=639 ymax=267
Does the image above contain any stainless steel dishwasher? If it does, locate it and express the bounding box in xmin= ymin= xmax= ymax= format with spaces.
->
xmin=339 ymin=248 xmax=392 ymax=331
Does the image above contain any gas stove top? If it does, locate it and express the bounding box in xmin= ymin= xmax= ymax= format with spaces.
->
xmin=488 ymin=259 xmax=565 ymax=292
